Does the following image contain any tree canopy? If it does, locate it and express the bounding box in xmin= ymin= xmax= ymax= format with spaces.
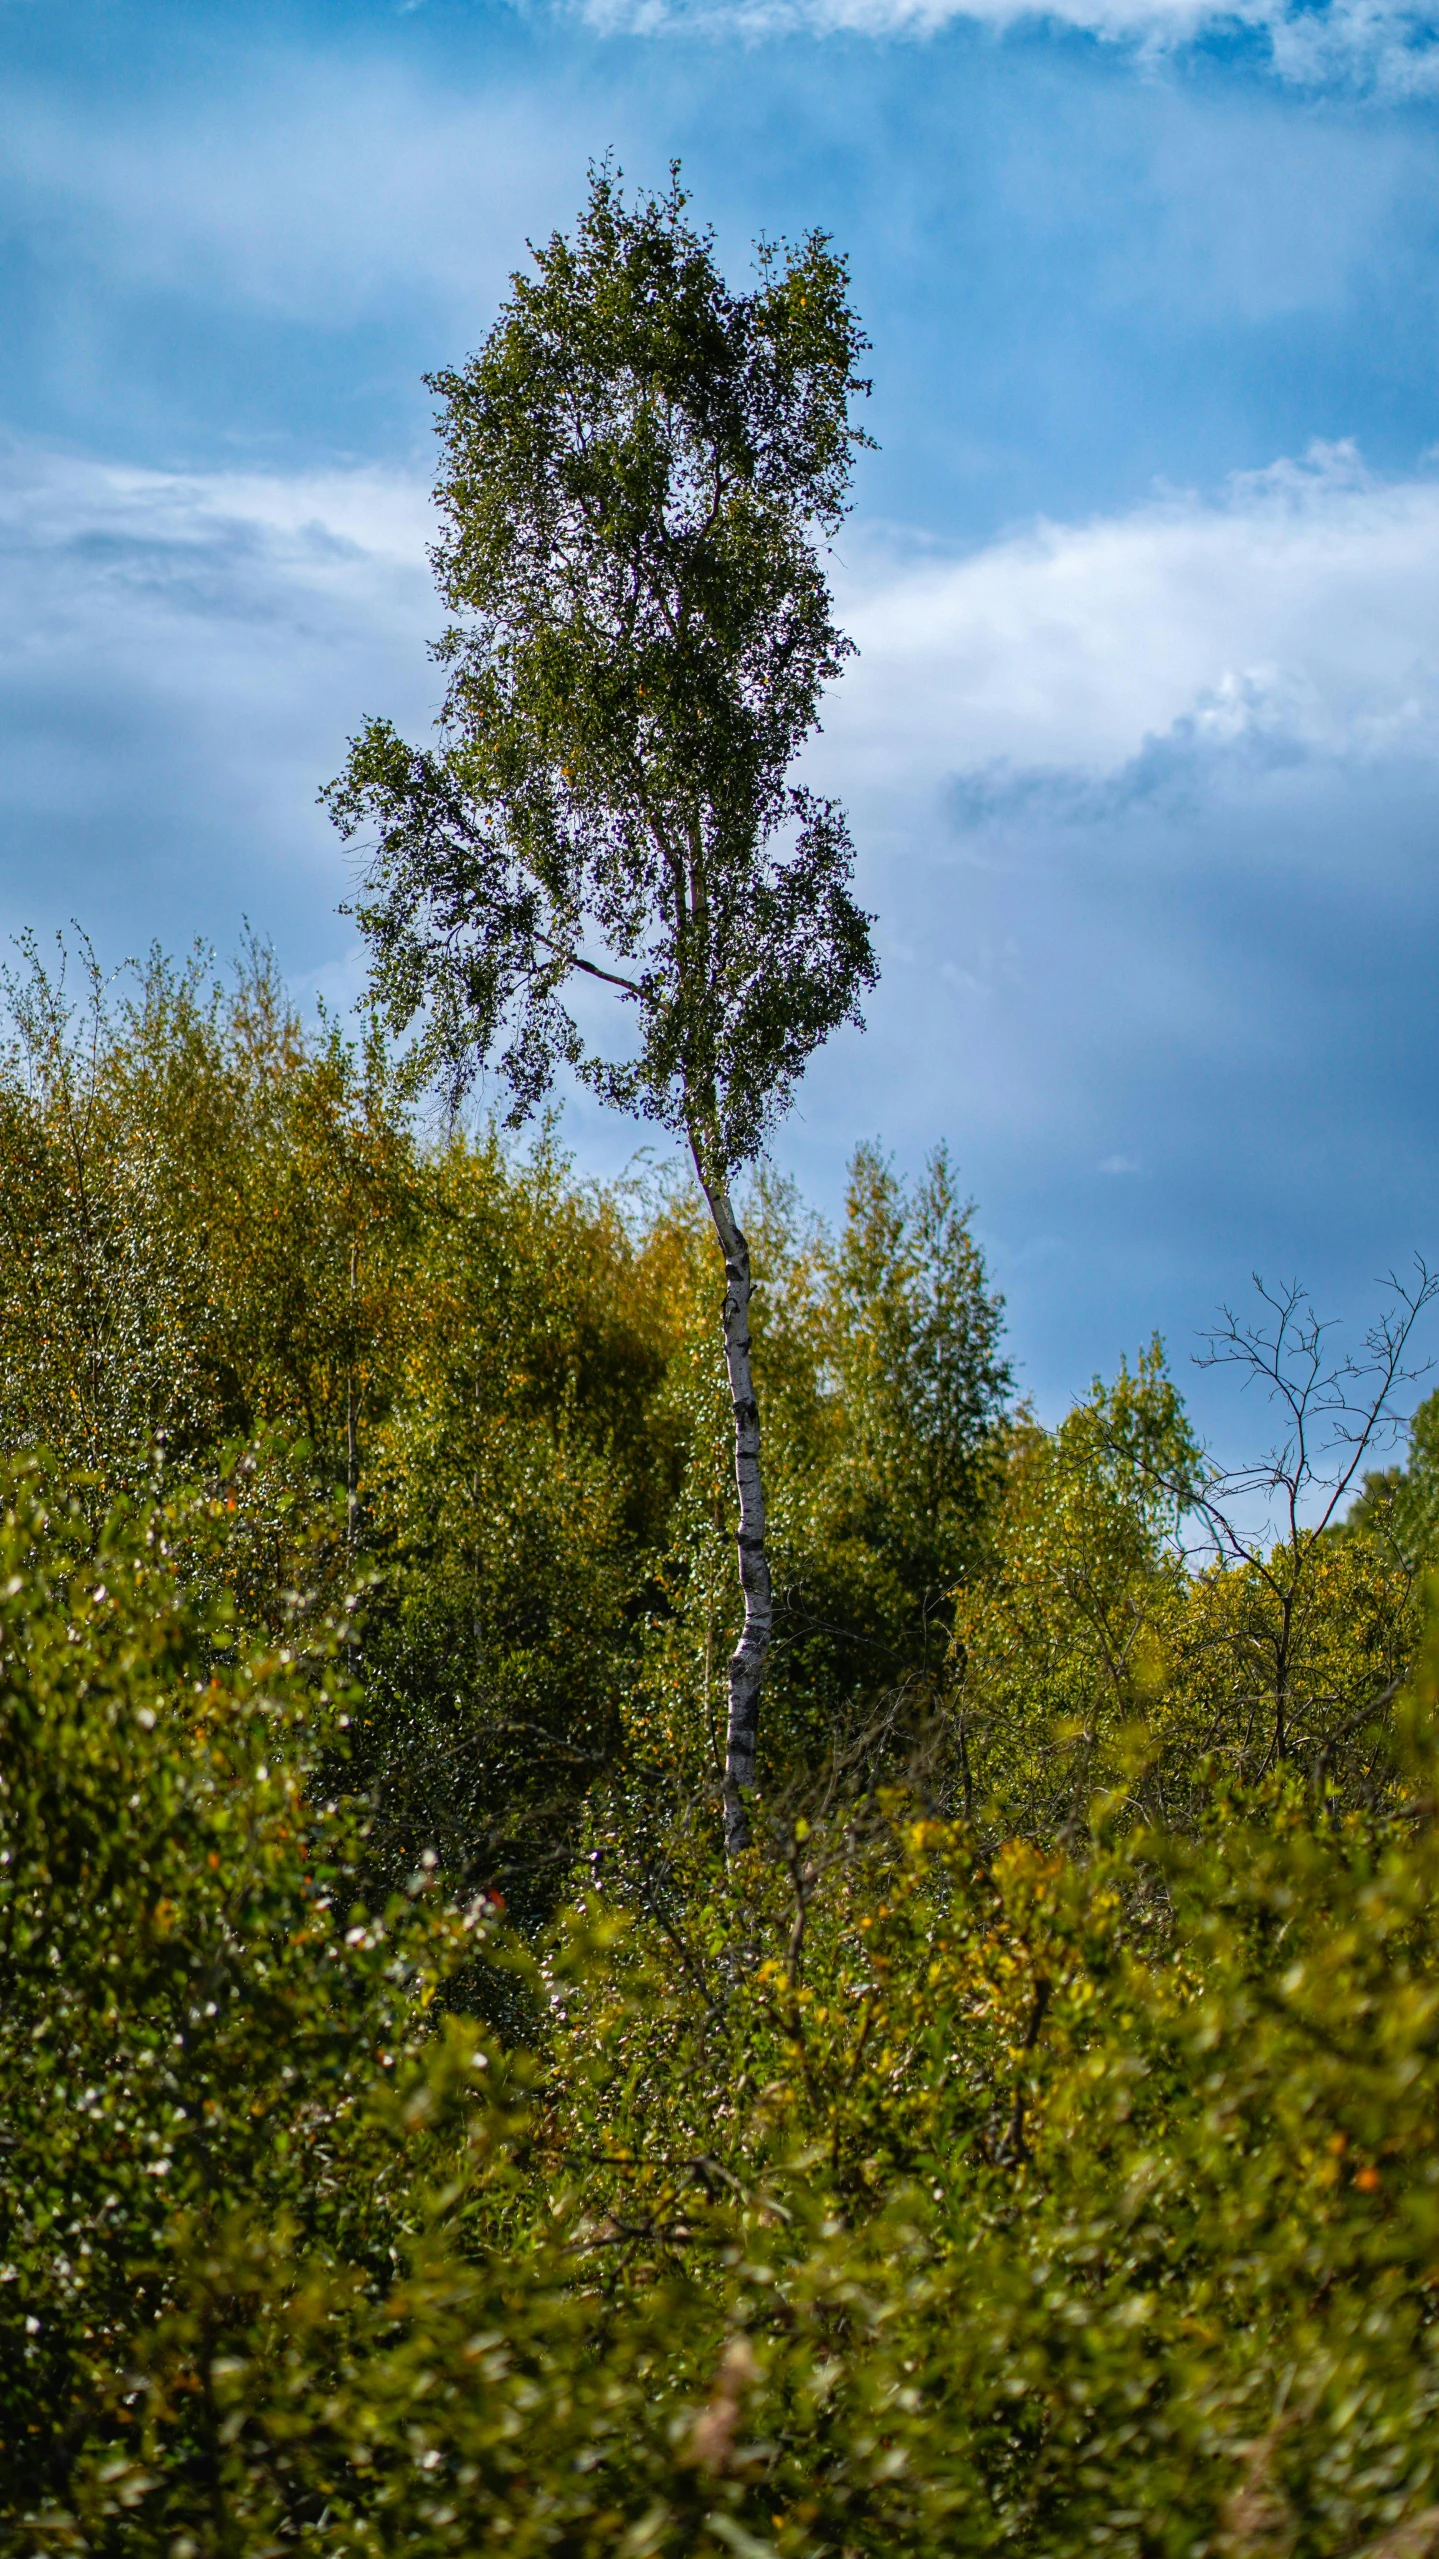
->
xmin=325 ymin=163 xmax=877 ymax=1182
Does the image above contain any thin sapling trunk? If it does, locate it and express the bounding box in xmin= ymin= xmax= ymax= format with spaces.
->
xmin=696 ymin=1168 xmax=772 ymax=1854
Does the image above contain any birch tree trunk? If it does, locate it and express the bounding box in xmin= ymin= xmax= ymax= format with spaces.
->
xmin=696 ymin=1171 xmax=772 ymax=1855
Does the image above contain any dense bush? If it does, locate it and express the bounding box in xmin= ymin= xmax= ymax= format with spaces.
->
xmin=7 ymin=1457 xmax=1439 ymax=2554
xmin=5 ymin=936 xmax=1439 ymax=2551
xmin=0 ymin=1468 xmax=501 ymax=2539
xmin=0 ymin=940 xmax=1012 ymax=1908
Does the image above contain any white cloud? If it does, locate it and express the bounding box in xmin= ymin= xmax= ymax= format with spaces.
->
xmin=0 ymin=440 xmax=437 ymax=949
xmin=9 ymin=429 xmax=1439 ymax=936
xmin=4 ymin=430 xmax=1439 ymax=1429
xmin=581 ymin=0 xmax=1439 ymax=96
xmin=0 ymin=445 xmax=433 ymax=579
xmin=824 ymin=441 xmax=1439 ymax=819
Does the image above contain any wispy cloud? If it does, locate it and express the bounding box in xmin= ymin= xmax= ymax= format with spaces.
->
xmin=0 ymin=441 xmax=435 ymax=953
xmin=579 ymin=0 xmax=1439 ymax=95
xmin=1 ymin=429 xmax=1436 ymax=1419
xmin=8 ymin=426 xmax=1439 ymax=956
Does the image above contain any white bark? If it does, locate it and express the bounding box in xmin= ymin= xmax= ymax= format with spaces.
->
xmin=697 ymin=1173 xmax=772 ymax=1855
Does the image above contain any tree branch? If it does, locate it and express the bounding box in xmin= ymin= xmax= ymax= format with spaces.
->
xmin=535 ymin=934 xmax=643 ymax=997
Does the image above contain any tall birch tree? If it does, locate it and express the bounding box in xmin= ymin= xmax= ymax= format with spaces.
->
xmin=324 ymin=165 xmax=877 ymax=1852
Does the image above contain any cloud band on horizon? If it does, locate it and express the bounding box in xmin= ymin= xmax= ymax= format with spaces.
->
xmin=575 ymin=0 xmax=1439 ymax=96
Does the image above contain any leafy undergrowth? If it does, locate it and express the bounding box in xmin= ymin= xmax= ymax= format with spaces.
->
xmin=5 ymin=1469 xmax=1439 ymax=2557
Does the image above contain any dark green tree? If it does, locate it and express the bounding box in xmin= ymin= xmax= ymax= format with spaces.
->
xmin=325 ymin=165 xmax=878 ymax=1851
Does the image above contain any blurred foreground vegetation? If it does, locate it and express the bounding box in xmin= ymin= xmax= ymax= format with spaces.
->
xmin=5 ymin=937 xmax=1439 ymax=2554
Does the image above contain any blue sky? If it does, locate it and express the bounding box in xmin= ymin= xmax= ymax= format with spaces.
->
xmin=4 ymin=0 xmax=1439 ymax=1449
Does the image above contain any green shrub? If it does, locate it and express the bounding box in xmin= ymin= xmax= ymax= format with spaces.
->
xmin=7 ymin=1461 xmax=1439 ymax=2555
